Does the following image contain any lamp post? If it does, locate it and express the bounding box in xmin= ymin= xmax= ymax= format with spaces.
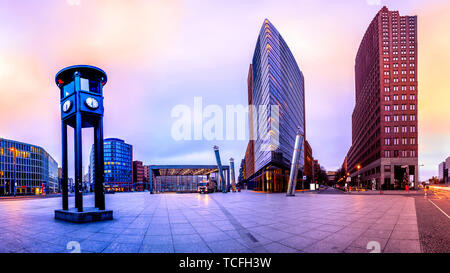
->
xmin=356 ymin=164 xmax=361 ymax=189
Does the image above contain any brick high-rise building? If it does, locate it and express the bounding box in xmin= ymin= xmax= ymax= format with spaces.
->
xmin=346 ymin=6 xmax=418 ymax=190
xmin=132 ymin=160 xmax=145 ymax=191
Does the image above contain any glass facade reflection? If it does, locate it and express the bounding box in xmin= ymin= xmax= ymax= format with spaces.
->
xmin=247 ymin=19 xmax=306 ymax=192
xmin=0 ymin=138 xmax=58 ymax=195
xmin=90 ymin=138 xmax=133 ymax=192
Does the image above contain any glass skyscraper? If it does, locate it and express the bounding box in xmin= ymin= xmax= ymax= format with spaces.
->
xmin=0 ymin=138 xmax=58 ymax=195
xmin=90 ymin=138 xmax=133 ymax=192
xmin=246 ymin=19 xmax=306 ymax=192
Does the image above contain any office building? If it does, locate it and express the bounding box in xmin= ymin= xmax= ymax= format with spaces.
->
xmin=90 ymin=138 xmax=133 ymax=192
xmin=346 ymin=6 xmax=418 ymax=190
xmin=245 ymin=19 xmax=306 ymax=192
xmin=0 ymin=138 xmax=58 ymax=195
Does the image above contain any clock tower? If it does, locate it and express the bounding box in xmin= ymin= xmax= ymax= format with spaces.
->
xmin=55 ymin=65 xmax=112 ymax=222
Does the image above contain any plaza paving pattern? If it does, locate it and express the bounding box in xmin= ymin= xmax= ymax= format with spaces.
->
xmin=0 ymin=191 xmax=421 ymax=253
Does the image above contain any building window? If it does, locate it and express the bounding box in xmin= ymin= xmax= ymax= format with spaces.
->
xmin=385 ymin=127 xmax=391 ymax=133
xmin=410 ymin=138 xmax=416 ymax=145
xmin=410 ymin=126 xmax=416 ymax=133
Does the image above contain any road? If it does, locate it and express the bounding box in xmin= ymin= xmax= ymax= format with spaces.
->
xmin=414 ymin=187 xmax=450 ymax=253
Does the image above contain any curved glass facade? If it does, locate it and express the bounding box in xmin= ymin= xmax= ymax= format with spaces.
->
xmin=248 ymin=19 xmax=305 ymax=192
xmin=0 ymin=138 xmax=58 ymax=195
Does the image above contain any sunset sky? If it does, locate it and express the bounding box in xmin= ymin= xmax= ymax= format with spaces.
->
xmin=0 ymin=0 xmax=449 ymax=180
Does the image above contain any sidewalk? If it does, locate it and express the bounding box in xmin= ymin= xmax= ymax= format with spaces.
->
xmin=345 ymin=190 xmax=424 ymax=196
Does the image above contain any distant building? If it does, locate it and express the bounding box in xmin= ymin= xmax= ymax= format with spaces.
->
xmin=133 ymin=161 xmax=145 ymax=191
xmin=327 ymin=171 xmax=337 ymax=185
xmin=438 ymin=156 xmax=450 ymax=183
xmin=0 ymin=138 xmax=58 ymax=195
xmin=90 ymin=138 xmax=133 ymax=192
xmin=144 ymin=165 xmax=150 ymax=183
xmin=149 ymin=165 xmax=230 ymax=193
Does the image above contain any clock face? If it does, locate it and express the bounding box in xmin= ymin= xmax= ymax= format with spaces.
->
xmin=85 ymin=97 xmax=99 ymax=109
xmin=62 ymin=100 xmax=72 ymax=113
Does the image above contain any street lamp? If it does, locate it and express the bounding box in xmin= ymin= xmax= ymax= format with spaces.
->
xmin=356 ymin=164 xmax=362 ymax=189
xmin=9 ymin=147 xmax=16 ymax=197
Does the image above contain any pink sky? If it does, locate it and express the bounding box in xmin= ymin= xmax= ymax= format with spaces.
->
xmin=0 ymin=0 xmax=449 ymax=180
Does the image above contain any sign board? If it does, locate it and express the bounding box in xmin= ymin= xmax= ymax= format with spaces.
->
xmin=303 ymin=176 xmax=307 ymax=180
xmin=310 ymin=183 xmax=315 ymax=191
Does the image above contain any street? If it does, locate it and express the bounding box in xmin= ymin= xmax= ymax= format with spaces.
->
xmin=414 ymin=187 xmax=450 ymax=253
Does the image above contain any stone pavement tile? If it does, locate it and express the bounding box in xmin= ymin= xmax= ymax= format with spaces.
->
xmin=303 ymin=240 xmax=345 ymax=253
xmin=128 ymin=222 xmax=150 ymax=229
xmin=363 ymin=229 xmax=392 ymax=239
xmin=349 ymin=236 xmax=388 ymax=250
xmin=279 ymin=236 xmax=317 ymax=251
xmin=85 ymin=232 xmax=118 ymax=242
xmin=301 ymin=230 xmax=333 ymax=240
xmin=193 ymin=225 xmax=222 ymax=234
xmin=121 ymin=228 xmax=148 ymax=236
xmin=101 ymin=226 xmax=127 ymax=234
xmin=172 ymin=234 xmax=202 ymax=245
xmin=376 ymin=216 xmax=399 ymax=224
xmin=25 ymin=242 xmax=67 ymax=253
xmin=171 ymin=223 xmax=196 ymax=235
xmin=259 ymin=230 xmax=294 ymax=242
xmin=370 ymin=222 xmax=396 ymax=231
xmin=239 ymin=220 xmax=261 ymax=229
xmin=267 ymin=222 xmax=291 ymax=231
xmin=142 ymin=235 xmax=173 ymax=245
xmin=211 ymin=220 xmax=236 ymax=231
xmin=103 ymin=242 xmax=140 ymax=253
xmin=350 ymin=221 xmax=373 ymax=229
xmin=263 ymin=242 xmax=299 ymax=253
xmin=140 ymin=243 xmax=174 ymax=253
xmin=320 ymin=233 xmax=359 ymax=249
xmin=282 ymin=225 xmax=311 ymax=236
xmin=224 ymin=230 xmax=241 ymax=239
xmin=316 ymin=224 xmax=345 ymax=233
xmin=79 ymin=240 xmax=111 ymax=253
xmin=390 ymin=230 xmax=419 ymax=240
xmin=146 ymin=227 xmax=171 ymax=236
xmin=393 ymin=224 xmax=419 ymax=232
xmin=206 ymin=239 xmax=249 ymax=253
xmin=384 ymin=239 xmax=421 ymax=253
xmin=334 ymin=227 xmax=367 ymax=237
xmin=200 ymin=232 xmax=232 ymax=242
xmin=113 ymin=234 xmax=144 ymax=244
xmin=174 ymin=242 xmax=212 ymax=253
xmin=66 ymin=230 xmax=95 ymax=239
xmin=396 ymin=218 xmax=417 ymax=225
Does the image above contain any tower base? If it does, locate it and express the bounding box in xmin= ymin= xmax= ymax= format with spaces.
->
xmin=55 ymin=207 xmax=113 ymax=223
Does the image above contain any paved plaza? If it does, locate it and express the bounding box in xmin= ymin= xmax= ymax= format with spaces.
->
xmin=0 ymin=191 xmax=422 ymax=253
